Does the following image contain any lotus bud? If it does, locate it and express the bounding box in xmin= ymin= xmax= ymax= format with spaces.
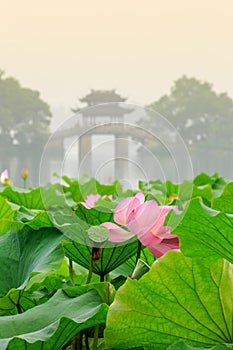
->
xmin=21 ymin=167 xmax=29 ymax=180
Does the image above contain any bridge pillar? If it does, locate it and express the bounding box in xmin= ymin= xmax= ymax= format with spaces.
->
xmin=79 ymin=134 xmax=92 ymax=176
xmin=114 ymin=135 xmax=128 ymax=180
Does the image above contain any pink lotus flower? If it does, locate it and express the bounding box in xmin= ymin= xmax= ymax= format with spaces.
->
xmin=101 ymin=192 xmax=179 ymax=258
xmin=1 ymin=169 xmax=9 ymax=184
xmin=0 ymin=169 xmax=13 ymax=186
xmin=81 ymin=194 xmax=101 ymax=209
xmin=81 ymin=194 xmax=113 ymax=209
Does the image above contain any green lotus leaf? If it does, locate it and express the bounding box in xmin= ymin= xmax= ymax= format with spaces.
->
xmin=213 ymin=182 xmax=233 ymax=213
xmin=0 ymin=186 xmax=45 ymax=209
xmin=51 ymin=207 xmax=138 ymax=277
xmin=105 ymin=251 xmax=233 ymax=349
xmin=76 ymin=204 xmax=114 ymax=226
xmin=0 ymin=288 xmax=21 ymax=315
xmin=0 ymin=289 xmax=108 ymax=350
xmin=64 ymin=281 xmax=116 ymax=306
xmin=0 ymin=185 xmax=73 ymax=210
xmin=0 ymin=195 xmax=16 ymax=220
xmin=169 ymin=199 xmax=233 ymax=264
xmin=0 ymin=226 xmax=64 ymax=297
xmin=167 ymin=342 xmax=232 ymax=350
xmin=62 ymin=176 xmax=122 ymax=203
xmin=62 ymin=238 xmax=138 ymax=277
xmin=0 ymin=196 xmax=17 ymax=234
xmin=25 ymin=211 xmax=54 ymax=230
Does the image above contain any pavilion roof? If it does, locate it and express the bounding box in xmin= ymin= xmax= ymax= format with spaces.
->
xmin=79 ymin=89 xmax=127 ymax=105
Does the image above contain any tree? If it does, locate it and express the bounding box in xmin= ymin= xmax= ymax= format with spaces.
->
xmin=143 ymin=76 xmax=233 ymax=147
xmin=0 ymin=70 xmax=52 ymax=148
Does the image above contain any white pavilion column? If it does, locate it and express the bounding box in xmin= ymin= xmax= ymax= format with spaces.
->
xmin=79 ymin=134 xmax=92 ymax=176
xmin=114 ymin=135 xmax=128 ymax=180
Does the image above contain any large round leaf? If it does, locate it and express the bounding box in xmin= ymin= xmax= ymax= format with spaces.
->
xmin=0 ymin=186 xmax=45 ymax=209
xmin=0 ymin=289 xmax=108 ymax=349
xmin=0 ymin=185 xmax=74 ymax=210
xmin=169 ymin=199 xmax=233 ymax=264
xmin=62 ymin=238 xmax=138 ymax=276
xmin=167 ymin=342 xmax=232 ymax=350
xmin=105 ymin=251 xmax=233 ymax=349
xmin=75 ymin=204 xmax=114 ymax=226
xmin=52 ymin=208 xmax=139 ymax=276
xmin=213 ymin=182 xmax=233 ymax=213
xmin=0 ymin=226 xmax=64 ymax=297
xmin=0 ymin=196 xmax=17 ymax=234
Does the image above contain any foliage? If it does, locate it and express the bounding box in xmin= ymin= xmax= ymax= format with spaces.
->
xmin=0 ymin=173 xmax=232 ymax=349
xmin=168 ymin=199 xmax=233 ymax=264
xmin=0 ymin=70 xmax=52 ymax=148
xmin=105 ymin=251 xmax=232 ymax=349
xmin=142 ymin=76 xmax=233 ymax=147
xmin=0 ymin=289 xmax=108 ymax=349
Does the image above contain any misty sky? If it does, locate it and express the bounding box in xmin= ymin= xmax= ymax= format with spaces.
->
xmin=1 ymin=0 xmax=233 ymax=110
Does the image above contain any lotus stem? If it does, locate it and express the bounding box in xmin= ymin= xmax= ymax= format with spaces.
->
xmin=16 ymin=301 xmax=22 ymax=314
xmin=84 ymin=330 xmax=90 ymax=350
xmin=16 ymin=290 xmax=23 ymax=314
xmin=92 ymin=324 xmax=99 ymax=350
xmin=86 ymin=250 xmax=93 ymax=284
xmin=69 ymin=259 xmax=74 ymax=284
xmin=105 ymin=273 xmax=110 ymax=281
xmin=71 ymin=335 xmax=78 ymax=350
xmin=136 ymin=240 xmax=142 ymax=266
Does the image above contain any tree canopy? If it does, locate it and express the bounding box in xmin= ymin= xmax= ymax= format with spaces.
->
xmin=143 ymin=76 xmax=233 ymax=148
xmin=0 ymin=70 xmax=52 ymax=148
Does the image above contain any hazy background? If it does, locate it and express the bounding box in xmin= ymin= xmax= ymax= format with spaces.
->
xmin=1 ymin=0 xmax=233 ymax=112
xmin=1 ymin=0 xmax=233 ymax=186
